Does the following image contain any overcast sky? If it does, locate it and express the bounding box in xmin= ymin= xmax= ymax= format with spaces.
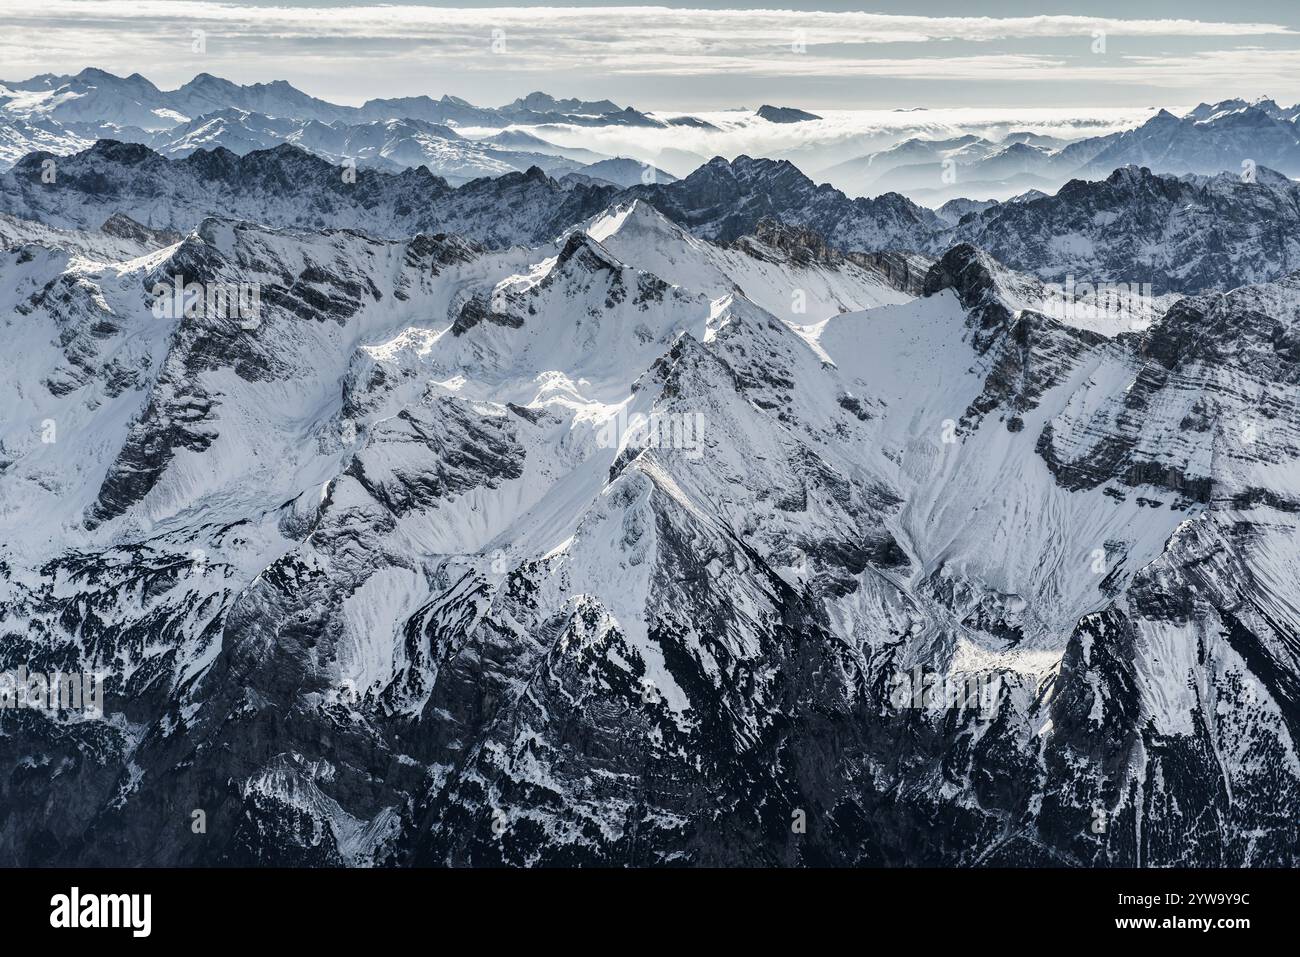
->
xmin=2 ymin=1 xmax=1299 ymax=110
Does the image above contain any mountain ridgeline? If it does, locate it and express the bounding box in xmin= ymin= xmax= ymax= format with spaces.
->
xmin=4 ymin=140 xmax=1300 ymax=294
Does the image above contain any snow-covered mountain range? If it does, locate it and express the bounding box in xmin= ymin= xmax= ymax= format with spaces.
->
xmin=6 ymin=140 xmax=1299 ymax=297
xmin=2 ymin=71 xmax=1299 ymax=868
xmin=142 ymin=110 xmax=594 ymax=184
xmin=0 ymin=70 xmax=703 ymax=183
xmin=4 ymin=70 xmax=1298 ymax=208
xmin=0 ymin=70 xmax=672 ymax=132
xmin=817 ymin=97 xmax=1300 ymax=203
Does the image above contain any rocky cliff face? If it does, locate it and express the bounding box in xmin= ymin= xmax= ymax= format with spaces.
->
xmin=945 ymin=165 xmax=1300 ymax=294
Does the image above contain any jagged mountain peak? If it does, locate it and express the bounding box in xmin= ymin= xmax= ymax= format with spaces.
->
xmin=920 ymin=242 xmax=1047 ymax=320
xmin=506 ymin=91 xmax=624 ymax=115
xmin=179 ymin=72 xmax=239 ymax=92
xmin=1100 ymin=163 xmax=1164 ymax=188
xmin=1186 ymin=97 xmax=1251 ymax=119
xmin=583 ymin=198 xmax=690 ymax=245
xmin=82 ymin=138 xmax=160 ymax=165
xmin=692 ymin=153 xmax=805 ymax=183
xmin=73 ymin=66 xmax=117 ymax=81
xmin=995 ymin=141 xmax=1048 ymax=157
xmin=553 ymin=228 xmax=623 ymax=272
xmin=100 ymin=211 xmax=181 ymax=247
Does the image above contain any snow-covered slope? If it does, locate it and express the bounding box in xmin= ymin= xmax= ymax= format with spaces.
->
xmin=0 ymin=211 xmax=176 ymax=262
xmin=579 ymin=201 xmax=914 ymax=321
xmin=0 ymin=118 xmax=95 ymax=171
xmin=0 ymin=69 xmax=188 ymax=129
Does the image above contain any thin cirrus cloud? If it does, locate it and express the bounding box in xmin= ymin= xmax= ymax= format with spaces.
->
xmin=1 ymin=2 xmax=1297 ymax=106
xmin=4 ymin=3 xmax=1293 ymax=42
